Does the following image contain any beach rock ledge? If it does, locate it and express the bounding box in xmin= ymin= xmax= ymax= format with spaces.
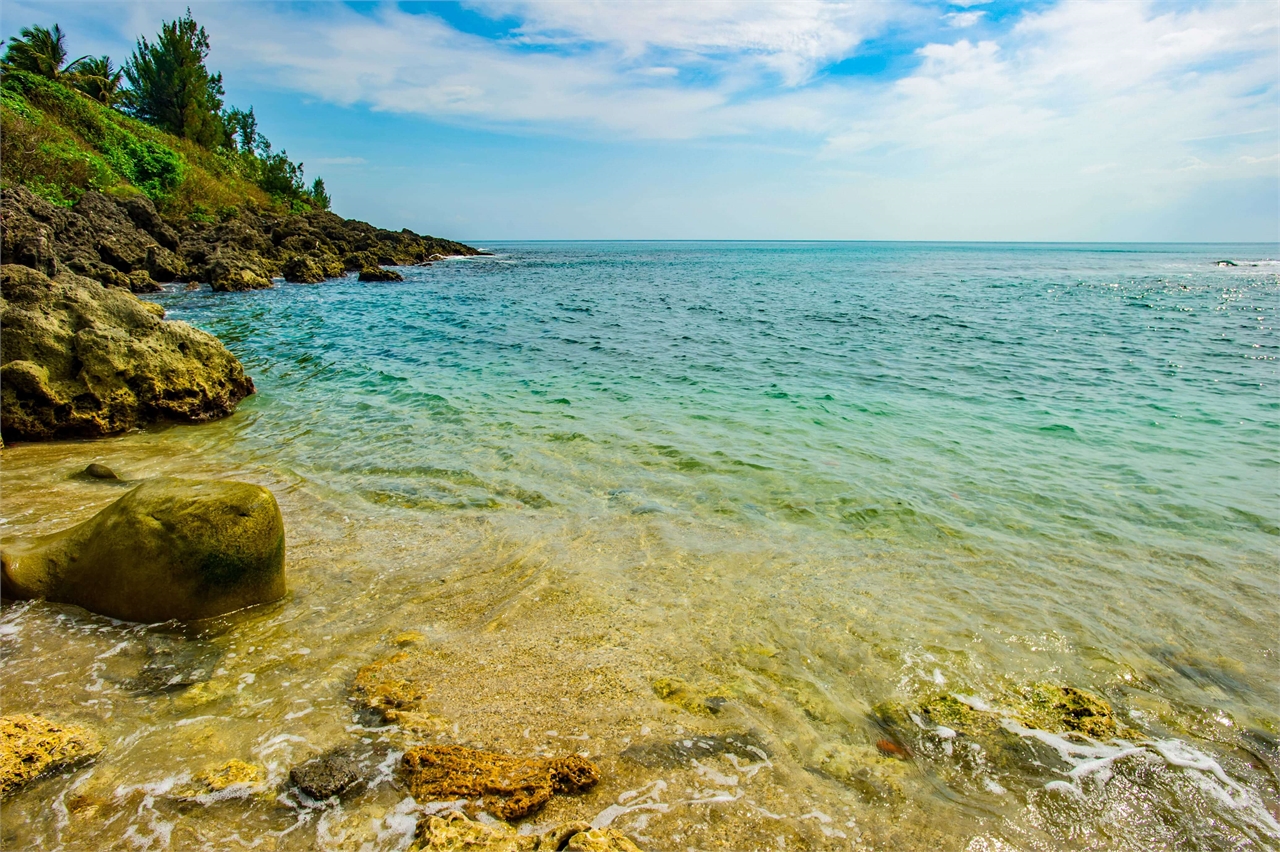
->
xmin=0 ymin=264 xmax=254 ymax=442
xmin=1 ymin=477 xmax=286 ymax=623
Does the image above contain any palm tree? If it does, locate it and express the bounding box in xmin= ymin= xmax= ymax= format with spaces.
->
xmin=1 ymin=24 xmax=87 ymax=81
xmin=68 ymin=55 xmax=124 ymax=105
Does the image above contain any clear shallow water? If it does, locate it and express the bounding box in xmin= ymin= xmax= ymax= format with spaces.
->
xmin=1 ymin=242 xmax=1278 ymax=851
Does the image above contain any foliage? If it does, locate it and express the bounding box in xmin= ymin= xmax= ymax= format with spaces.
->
xmin=1 ymin=24 xmax=86 ymax=81
xmin=310 ymin=178 xmax=331 ymax=211
xmin=67 ymin=56 xmax=124 ymax=106
xmin=122 ymin=12 xmax=226 ymax=149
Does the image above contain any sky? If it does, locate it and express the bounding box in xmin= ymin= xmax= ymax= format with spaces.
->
xmin=2 ymin=1 xmax=1277 ymax=241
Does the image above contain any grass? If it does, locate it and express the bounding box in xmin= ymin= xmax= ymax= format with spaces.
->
xmin=0 ymin=70 xmax=277 ymax=216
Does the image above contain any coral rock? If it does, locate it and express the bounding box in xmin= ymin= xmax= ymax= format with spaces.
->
xmin=0 ymin=714 xmax=101 ymax=797
xmin=411 ymin=810 xmax=641 ymax=852
xmin=400 ymin=744 xmax=599 ymax=820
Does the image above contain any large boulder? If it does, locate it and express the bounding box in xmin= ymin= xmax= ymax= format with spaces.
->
xmin=281 ymin=254 xmax=326 ymax=284
xmin=0 ymin=264 xmax=254 ymax=441
xmin=205 ymin=252 xmax=273 ymax=292
xmin=0 ymin=477 xmax=286 ymax=623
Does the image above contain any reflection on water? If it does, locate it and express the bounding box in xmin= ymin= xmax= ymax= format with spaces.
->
xmin=1 ymin=243 xmax=1277 ymax=850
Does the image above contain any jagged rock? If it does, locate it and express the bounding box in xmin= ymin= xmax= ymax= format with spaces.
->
xmin=0 ymin=264 xmax=254 ymax=441
xmin=0 ymin=476 xmax=286 ymax=623
xmin=122 ymin=195 xmax=180 ymax=250
xmin=206 ymin=253 xmax=273 ymax=292
xmin=282 ymin=254 xmax=326 ymax=284
xmin=411 ymin=811 xmax=642 ymax=852
xmin=0 ymin=715 xmax=102 ymax=797
xmin=127 ymin=270 xmax=160 ymax=293
xmin=358 ymin=267 xmax=404 ymax=282
xmin=290 ymin=746 xmax=364 ymax=800
xmin=400 ymin=744 xmax=599 ymax=820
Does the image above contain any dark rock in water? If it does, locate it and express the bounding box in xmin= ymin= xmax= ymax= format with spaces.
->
xmin=82 ymin=463 xmax=119 ymax=480
xmin=291 ymin=747 xmax=364 ymax=800
xmin=281 ymin=254 xmax=326 ymax=284
xmin=1216 ymin=260 xmax=1238 ymax=267
xmin=358 ymin=267 xmax=404 ymax=282
xmin=0 ymin=476 xmax=286 ymax=623
xmin=130 ymin=633 xmax=224 ymax=693
xmin=0 ymin=264 xmax=254 ymax=441
xmin=206 ymin=252 xmax=273 ymax=292
xmin=621 ymin=731 xmax=770 ymax=769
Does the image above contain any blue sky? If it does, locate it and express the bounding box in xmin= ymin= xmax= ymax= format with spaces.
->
xmin=3 ymin=1 xmax=1277 ymax=241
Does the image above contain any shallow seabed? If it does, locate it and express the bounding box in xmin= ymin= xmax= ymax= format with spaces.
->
xmin=2 ymin=242 xmax=1278 ymax=851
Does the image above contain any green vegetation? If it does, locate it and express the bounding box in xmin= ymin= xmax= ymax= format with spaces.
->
xmin=1 ymin=14 xmax=329 ymax=214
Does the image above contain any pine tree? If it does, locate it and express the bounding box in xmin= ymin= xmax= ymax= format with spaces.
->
xmin=122 ymin=12 xmax=226 ymax=148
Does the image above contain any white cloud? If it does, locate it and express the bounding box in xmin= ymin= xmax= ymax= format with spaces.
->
xmin=943 ymin=11 xmax=985 ymax=28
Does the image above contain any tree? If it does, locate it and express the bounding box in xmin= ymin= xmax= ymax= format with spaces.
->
xmin=1 ymin=24 xmax=87 ymax=81
xmin=122 ymin=12 xmax=226 ymax=148
xmin=223 ymin=105 xmax=258 ymax=154
xmin=68 ymin=56 xmax=124 ymax=105
xmin=310 ymin=177 xmax=331 ymax=211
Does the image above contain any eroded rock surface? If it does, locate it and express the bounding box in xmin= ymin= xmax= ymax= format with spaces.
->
xmin=0 ymin=714 xmax=101 ymax=797
xmin=0 ymin=264 xmax=254 ymax=441
xmin=0 ymin=477 xmax=286 ymax=622
xmin=411 ymin=811 xmax=642 ymax=852
xmin=400 ymin=744 xmax=599 ymax=820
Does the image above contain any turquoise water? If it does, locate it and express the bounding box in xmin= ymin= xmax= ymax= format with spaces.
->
xmin=3 ymin=242 xmax=1278 ymax=850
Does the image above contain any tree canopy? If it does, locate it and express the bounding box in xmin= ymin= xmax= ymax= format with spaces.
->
xmin=122 ymin=12 xmax=226 ymax=148
xmin=1 ymin=24 xmax=86 ymax=81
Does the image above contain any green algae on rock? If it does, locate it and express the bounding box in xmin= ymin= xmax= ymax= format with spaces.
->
xmin=412 ymin=811 xmax=642 ymax=852
xmin=400 ymin=744 xmax=599 ymax=821
xmin=0 ymin=714 xmax=102 ymax=797
xmin=0 ymin=264 xmax=254 ymax=442
xmin=358 ymin=266 xmax=405 ymax=282
xmin=0 ymin=477 xmax=285 ymax=623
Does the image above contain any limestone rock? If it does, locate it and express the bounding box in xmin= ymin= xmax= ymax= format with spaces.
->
xmin=411 ymin=811 xmax=642 ymax=852
xmin=206 ymin=253 xmax=273 ymax=292
xmin=351 ymin=651 xmax=427 ymax=723
xmin=0 ymin=476 xmax=286 ymax=623
xmin=358 ymin=267 xmax=404 ymax=282
xmin=281 ymin=254 xmax=327 ymax=284
xmin=0 ymin=714 xmax=102 ymax=797
xmin=400 ymin=744 xmax=599 ymax=820
xmin=0 ymin=264 xmax=254 ymax=441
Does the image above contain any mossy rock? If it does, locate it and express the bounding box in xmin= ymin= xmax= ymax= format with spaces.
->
xmin=412 ymin=811 xmax=641 ymax=851
xmin=0 ymin=264 xmax=253 ymax=441
xmin=281 ymin=254 xmax=326 ymax=284
xmin=0 ymin=476 xmax=286 ymax=623
xmin=651 ymin=676 xmax=730 ymax=716
xmin=358 ymin=266 xmax=404 ymax=282
xmin=0 ymin=714 xmax=101 ymax=797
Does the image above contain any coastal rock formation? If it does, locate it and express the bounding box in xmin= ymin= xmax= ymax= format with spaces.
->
xmin=0 ymin=715 xmax=102 ymax=797
xmin=0 ymin=264 xmax=254 ymax=441
xmin=399 ymin=744 xmax=599 ymax=820
xmin=0 ymin=184 xmax=479 ymax=295
xmin=290 ymin=746 xmax=365 ymax=800
xmin=0 ymin=477 xmax=286 ymax=623
xmin=358 ymin=266 xmax=405 ymax=282
xmin=412 ymin=811 xmax=642 ymax=852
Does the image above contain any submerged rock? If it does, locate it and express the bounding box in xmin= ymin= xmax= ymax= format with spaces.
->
xmin=129 ymin=633 xmax=224 ymax=693
xmin=351 ymin=651 xmax=428 ymax=724
xmin=81 ymin=463 xmax=120 ymax=480
xmin=358 ymin=266 xmax=404 ymax=282
xmin=290 ymin=746 xmax=364 ymax=800
xmin=0 ymin=264 xmax=254 ymax=441
xmin=173 ymin=759 xmax=268 ymax=802
xmin=412 ymin=811 xmax=641 ymax=852
xmin=0 ymin=714 xmax=101 ymax=797
xmin=621 ymin=731 xmax=769 ymax=769
xmin=650 ymin=676 xmax=729 ymax=716
xmin=0 ymin=477 xmax=286 ymax=623
xmin=400 ymin=744 xmax=599 ymax=820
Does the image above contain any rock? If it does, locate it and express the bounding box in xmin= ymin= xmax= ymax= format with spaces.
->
xmin=127 ymin=270 xmax=160 ymax=293
xmin=129 ymin=633 xmax=224 ymax=693
xmin=0 ymin=265 xmax=254 ymax=441
xmin=650 ymin=676 xmax=729 ymax=716
xmin=281 ymin=254 xmax=327 ymax=284
xmin=400 ymin=744 xmax=599 ymax=820
xmin=351 ymin=651 xmax=427 ymax=723
xmin=621 ymin=731 xmax=769 ymax=769
xmin=122 ymin=195 xmax=180 ymax=251
xmin=1216 ymin=260 xmax=1237 ymax=267
xmin=82 ymin=463 xmax=119 ymax=480
xmin=0 ymin=714 xmax=102 ymax=797
xmin=358 ymin=267 xmax=404 ymax=282
xmin=206 ymin=253 xmax=273 ymax=292
xmin=411 ymin=811 xmax=642 ymax=852
xmin=0 ymin=476 xmax=286 ymax=623
xmin=290 ymin=747 xmax=362 ymax=800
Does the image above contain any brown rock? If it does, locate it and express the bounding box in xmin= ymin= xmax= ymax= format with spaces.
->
xmin=400 ymin=744 xmax=599 ymax=820
xmin=0 ymin=714 xmax=101 ymax=797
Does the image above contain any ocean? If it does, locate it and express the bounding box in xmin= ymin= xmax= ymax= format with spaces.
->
xmin=1 ymin=242 xmax=1277 ymax=850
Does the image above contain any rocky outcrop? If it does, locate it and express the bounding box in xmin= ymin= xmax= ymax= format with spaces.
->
xmin=0 ymin=264 xmax=254 ymax=441
xmin=1 ymin=184 xmax=480 ymax=295
xmin=400 ymin=745 xmax=599 ymax=820
xmin=412 ymin=811 xmax=642 ymax=852
xmin=358 ymin=266 xmax=404 ymax=282
xmin=0 ymin=715 xmax=102 ymax=797
xmin=0 ymin=476 xmax=286 ymax=623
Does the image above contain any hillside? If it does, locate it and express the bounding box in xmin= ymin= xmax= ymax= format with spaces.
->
xmin=0 ymin=69 xmax=480 ymax=294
